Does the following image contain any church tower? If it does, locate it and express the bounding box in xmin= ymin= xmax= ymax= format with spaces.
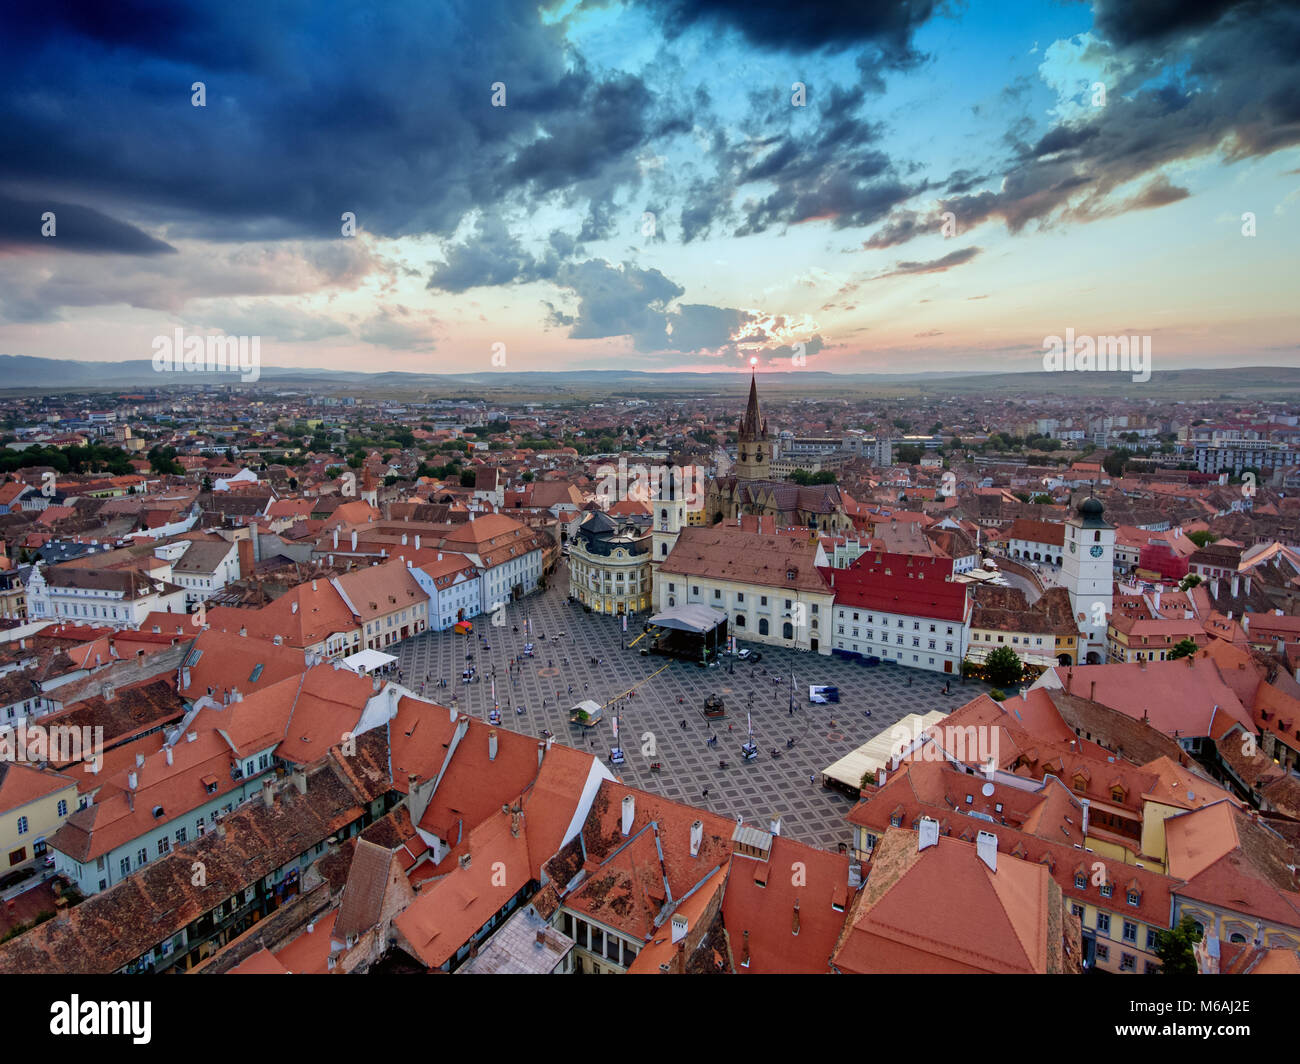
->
xmin=735 ymin=369 xmax=770 ymax=482
xmin=1063 ymin=493 xmax=1114 ymax=664
xmin=651 ymin=460 xmax=687 ymax=570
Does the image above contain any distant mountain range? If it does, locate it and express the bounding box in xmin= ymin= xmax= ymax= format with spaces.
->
xmin=2 ymin=354 xmax=1298 ymax=399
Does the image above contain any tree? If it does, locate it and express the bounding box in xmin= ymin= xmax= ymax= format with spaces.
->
xmin=521 ymin=471 xmax=534 ymax=483
xmin=1187 ymin=530 xmax=1218 ymax=548
xmin=1154 ymin=916 xmax=1202 ymax=975
xmin=1167 ymin=638 xmax=1199 ymax=660
xmin=1178 ymin=573 xmax=1202 ymax=590
xmin=984 ymin=645 xmax=1024 ymax=688
xmin=1101 ymin=448 xmax=1133 ymax=478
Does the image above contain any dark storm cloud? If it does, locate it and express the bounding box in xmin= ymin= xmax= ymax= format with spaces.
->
xmin=651 ymin=0 xmax=939 ymax=57
xmin=0 ymin=1 xmax=677 ymax=246
xmin=865 ymin=3 xmax=1300 ymax=248
xmin=1091 ymin=0 xmax=1298 ymax=45
xmin=0 ymin=194 xmax=176 ymax=254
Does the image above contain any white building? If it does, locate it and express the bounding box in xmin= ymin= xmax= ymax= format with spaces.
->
xmin=26 ymin=566 xmax=188 ymax=628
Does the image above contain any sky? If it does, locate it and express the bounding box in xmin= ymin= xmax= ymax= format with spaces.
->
xmin=0 ymin=0 xmax=1297 ymax=379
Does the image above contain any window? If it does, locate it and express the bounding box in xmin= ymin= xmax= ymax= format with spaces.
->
xmin=158 ymin=837 xmax=170 ymax=856
xmin=1095 ymin=943 xmax=1109 ymax=962
xmin=57 ymin=799 xmax=67 ymax=817
xmin=120 ymin=856 xmax=131 ymax=877
xmin=1120 ymin=953 xmax=1136 ymax=972
xmin=1096 ymin=912 xmax=1111 ymax=935
xmin=1146 ymin=928 xmax=1158 ymax=951
xmin=1122 ymin=921 xmax=1137 ymax=943
xmin=1127 ymin=890 xmax=1140 ymax=906
xmin=1100 ymin=882 xmax=1113 ymax=899
xmin=759 ymin=619 xmax=769 ymax=635
xmin=1071 ymin=903 xmax=1084 ymax=918
xmin=137 ymin=847 xmax=148 ymax=866
xmin=16 ymin=816 xmax=28 ymax=835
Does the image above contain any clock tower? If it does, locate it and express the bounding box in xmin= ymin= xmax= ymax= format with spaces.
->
xmin=1063 ymin=494 xmax=1114 ymax=664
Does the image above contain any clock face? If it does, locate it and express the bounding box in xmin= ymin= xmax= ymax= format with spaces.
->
xmin=1090 ymin=545 xmax=1104 ymax=558
xmin=1069 ymin=541 xmax=1076 ymax=553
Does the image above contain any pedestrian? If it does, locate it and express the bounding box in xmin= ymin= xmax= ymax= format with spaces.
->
xmin=702 ymin=787 xmax=709 ymax=799
xmin=809 ymin=773 xmax=815 ymax=785
xmin=728 ymin=723 xmax=733 ymax=732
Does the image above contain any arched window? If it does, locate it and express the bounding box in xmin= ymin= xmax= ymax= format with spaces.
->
xmin=661 ymin=543 xmax=668 ymax=556
xmin=668 ymin=596 xmax=675 ymax=607
xmin=783 ymin=622 xmax=794 ymax=640
xmin=758 ymin=618 xmax=769 ymax=636
xmin=734 ymin=614 xmax=746 ymax=627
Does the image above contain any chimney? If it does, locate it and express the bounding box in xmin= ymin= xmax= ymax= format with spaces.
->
xmin=741 ymin=929 xmax=751 ymax=967
xmin=1231 ymin=573 xmax=1240 ymax=598
xmin=792 ymin=899 xmax=801 ymax=936
xmin=165 ymin=746 xmax=173 ymax=766
xmin=135 ymin=752 xmax=146 ymax=769
xmin=976 ymin=830 xmax=997 ymax=872
xmin=488 ymin=730 xmax=498 ymax=761
xmin=292 ymin=768 xmax=307 ymax=795
xmin=621 ymin=794 xmax=635 ymax=836
xmin=262 ymin=779 xmax=275 ymax=808
xmin=690 ymin=819 xmax=703 ymax=857
xmin=536 ymin=928 xmax=547 ymax=947
xmin=415 ymin=534 xmax=421 ymax=550
xmin=918 ymin=816 xmax=940 ymax=851
xmin=769 ymin=815 xmax=781 ymax=837
xmin=1210 ymin=577 xmax=1220 ymax=599
xmin=437 ymin=552 xmax=442 ymax=561
xmin=401 ymin=533 xmax=408 ymax=546
xmin=186 ymin=731 xmax=197 ymax=743
xmin=333 ymin=527 xmax=339 ymax=550
xmin=127 ymin=770 xmax=138 ymax=790
xmin=351 ymin=530 xmax=358 ymax=551
xmin=671 ymin=913 xmax=688 ymax=944
xmin=537 ymin=741 xmax=546 ymax=767
xmin=510 ymin=806 xmax=521 ymax=838
xmin=237 ymin=536 xmax=254 ymax=580
xmin=312 ymin=579 xmax=317 ymax=592
xmin=292 ymin=600 xmax=299 ymax=614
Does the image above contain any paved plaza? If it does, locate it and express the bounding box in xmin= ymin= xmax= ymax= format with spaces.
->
xmin=395 ymin=572 xmax=994 ymax=853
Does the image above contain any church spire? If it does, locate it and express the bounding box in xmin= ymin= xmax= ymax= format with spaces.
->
xmin=741 ymin=366 xmax=765 ymax=440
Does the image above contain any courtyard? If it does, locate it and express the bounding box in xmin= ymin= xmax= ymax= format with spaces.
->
xmin=395 ymin=572 xmax=993 ymax=852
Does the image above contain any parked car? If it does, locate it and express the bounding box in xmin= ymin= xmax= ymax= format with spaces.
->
xmin=0 ymin=865 xmax=37 ymax=890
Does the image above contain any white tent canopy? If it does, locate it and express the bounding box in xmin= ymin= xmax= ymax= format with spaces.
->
xmin=338 ymin=648 xmax=398 ymax=675
xmin=821 ymin=710 xmax=948 ymax=790
xmin=648 ymin=604 xmax=727 ymax=634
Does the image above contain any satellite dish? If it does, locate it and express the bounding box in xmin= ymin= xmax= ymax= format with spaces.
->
xmin=981 ymin=782 xmax=995 ymax=797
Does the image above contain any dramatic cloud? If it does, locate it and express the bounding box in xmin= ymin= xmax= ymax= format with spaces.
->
xmin=872 ymin=246 xmax=981 ymax=280
xmin=0 ymin=194 xmax=175 ymax=255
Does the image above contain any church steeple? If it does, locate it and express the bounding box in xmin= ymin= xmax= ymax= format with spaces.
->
xmin=735 ymin=366 xmax=770 ymax=482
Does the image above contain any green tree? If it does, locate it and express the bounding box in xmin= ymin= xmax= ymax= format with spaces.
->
xmin=1102 ymin=448 xmax=1134 ymax=478
xmin=1178 ymin=573 xmax=1203 ymax=591
xmin=1154 ymin=916 xmax=1203 ymax=975
xmin=1187 ymin=530 xmax=1218 ymax=548
xmin=984 ymin=645 xmax=1024 ymax=688
xmin=1167 ymin=638 xmax=1199 ymax=660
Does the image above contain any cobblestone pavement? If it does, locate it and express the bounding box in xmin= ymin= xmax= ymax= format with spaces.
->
xmin=395 ymin=571 xmax=993 ymax=853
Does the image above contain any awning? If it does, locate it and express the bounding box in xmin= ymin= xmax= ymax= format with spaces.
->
xmin=338 ymin=648 xmax=398 ymax=675
xmin=647 ymin=604 xmax=727 ymax=634
xmin=821 ymin=710 xmax=949 ymax=789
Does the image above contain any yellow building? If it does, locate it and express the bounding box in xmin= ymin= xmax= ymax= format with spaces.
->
xmin=567 ymin=511 xmax=652 ymax=616
xmin=0 ymin=761 xmax=79 ymax=873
